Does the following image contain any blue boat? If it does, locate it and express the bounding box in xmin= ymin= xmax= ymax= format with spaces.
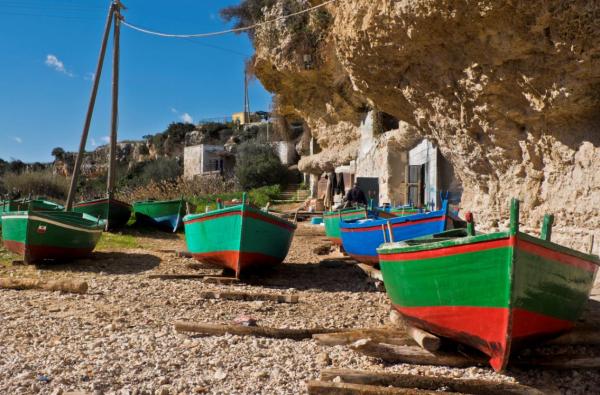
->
xmin=340 ymin=201 xmax=464 ymax=265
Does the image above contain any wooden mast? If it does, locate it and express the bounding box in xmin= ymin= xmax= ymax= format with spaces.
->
xmin=65 ymin=2 xmax=116 ymax=211
xmin=106 ymin=1 xmax=124 ymax=229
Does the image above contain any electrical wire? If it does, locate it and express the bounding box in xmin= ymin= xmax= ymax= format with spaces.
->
xmin=121 ymin=0 xmax=336 ymax=39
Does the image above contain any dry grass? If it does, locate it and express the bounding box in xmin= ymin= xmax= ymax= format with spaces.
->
xmin=115 ymin=175 xmax=235 ymax=202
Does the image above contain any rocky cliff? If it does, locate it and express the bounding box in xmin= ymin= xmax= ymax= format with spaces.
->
xmin=251 ymin=0 xmax=600 ymax=251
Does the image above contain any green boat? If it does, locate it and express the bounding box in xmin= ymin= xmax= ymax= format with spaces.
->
xmin=1 ymin=210 xmax=104 ymax=263
xmin=183 ymin=195 xmax=296 ymax=277
xmin=1 ymin=199 xmax=64 ymax=228
xmin=323 ymin=207 xmax=368 ymax=245
xmin=378 ymin=199 xmax=600 ymax=372
xmin=73 ymin=197 xmax=131 ymax=230
xmin=133 ymin=198 xmax=188 ymax=232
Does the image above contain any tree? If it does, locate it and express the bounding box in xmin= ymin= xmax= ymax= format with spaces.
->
xmin=220 ymin=0 xmax=277 ymax=38
xmin=51 ymin=147 xmax=65 ymax=161
xmin=234 ymin=141 xmax=286 ymax=190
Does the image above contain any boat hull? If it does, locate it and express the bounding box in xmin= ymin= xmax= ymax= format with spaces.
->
xmin=323 ymin=208 xmax=367 ymax=245
xmin=379 ymin=232 xmax=599 ymax=371
xmin=133 ymin=199 xmax=186 ymax=232
xmin=1 ymin=211 xmax=103 ymax=263
xmin=341 ymin=202 xmax=451 ymax=265
xmin=184 ymin=205 xmax=296 ymax=277
xmin=74 ymin=198 xmax=131 ymax=230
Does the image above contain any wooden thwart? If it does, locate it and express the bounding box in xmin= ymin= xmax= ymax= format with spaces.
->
xmin=200 ymin=290 xmax=299 ymax=304
xmin=0 ymin=277 xmax=88 ymax=294
xmin=319 ymin=369 xmax=546 ymax=395
xmin=307 ymin=380 xmax=459 ymax=395
xmin=174 ymin=322 xmax=350 ymax=340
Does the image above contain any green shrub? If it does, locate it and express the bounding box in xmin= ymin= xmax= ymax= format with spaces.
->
xmin=189 ymin=185 xmax=281 ymax=213
xmin=2 ymin=170 xmax=69 ymax=200
xmin=126 ymin=158 xmax=182 ymax=188
xmin=234 ymin=141 xmax=287 ymax=190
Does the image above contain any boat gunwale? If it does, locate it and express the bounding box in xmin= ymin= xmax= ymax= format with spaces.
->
xmin=322 ymin=207 xmax=367 ymax=219
xmin=377 ymin=230 xmax=600 ymax=265
xmin=183 ymin=205 xmax=296 ymax=230
xmin=75 ymin=197 xmax=132 ymax=209
xmin=132 ymin=199 xmax=185 ymax=208
xmin=2 ymin=210 xmax=104 ymax=232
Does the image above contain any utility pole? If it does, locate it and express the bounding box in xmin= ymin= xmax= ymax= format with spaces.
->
xmin=65 ymin=2 xmax=115 ymax=211
xmin=243 ymin=67 xmax=251 ymax=124
xmin=106 ymin=0 xmax=125 ymax=229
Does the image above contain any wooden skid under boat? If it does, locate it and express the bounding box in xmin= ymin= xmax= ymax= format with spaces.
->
xmin=377 ymin=199 xmax=600 ymax=372
xmin=1 ymin=210 xmax=104 ymax=263
xmin=183 ymin=204 xmax=296 ymax=278
xmin=323 ymin=208 xmax=367 ymax=245
xmin=340 ymin=201 xmax=462 ymax=265
xmin=133 ymin=198 xmax=187 ymax=232
xmin=74 ymin=197 xmax=131 ymax=230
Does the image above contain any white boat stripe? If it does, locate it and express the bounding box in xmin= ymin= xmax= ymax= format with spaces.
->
xmin=2 ymin=215 xmax=103 ymax=234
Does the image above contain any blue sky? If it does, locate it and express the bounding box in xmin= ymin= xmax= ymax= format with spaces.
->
xmin=0 ymin=0 xmax=272 ymax=163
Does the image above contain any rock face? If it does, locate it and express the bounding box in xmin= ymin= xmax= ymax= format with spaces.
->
xmin=252 ymin=0 xmax=600 ymax=251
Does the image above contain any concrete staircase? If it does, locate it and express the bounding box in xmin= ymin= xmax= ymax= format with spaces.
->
xmin=276 ymin=183 xmax=310 ymax=203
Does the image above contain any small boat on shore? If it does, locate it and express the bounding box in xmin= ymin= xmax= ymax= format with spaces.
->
xmin=1 ymin=210 xmax=104 ymax=263
xmin=323 ymin=207 xmax=368 ymax=245
xmin=133 ymin=198 xmax=188 ymax=232
xmin=183 ymin=195 xmax=296 ymax=278
xmin=378 ymin=199 xmax=600 ymax=372
xmin=74 ymin=196 xmax=131 ymax=230
xmin=340 ymin=200 xmax=463 ymax=265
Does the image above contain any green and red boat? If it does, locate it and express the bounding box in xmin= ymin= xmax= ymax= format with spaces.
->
xmin=1 ymin=210 xmax=104 ymax=263
xmin=183 ymin=195 xmax=296 ymax=278
xmin=133 ymin=198 xmax=188 ymax=232
xmin=73 ymin=196 xmax=131 ymax=230
xmin=378 ymin=199 xmax=600 ymax=372
xmin=323 ymin=207 xmax=368 ymax=245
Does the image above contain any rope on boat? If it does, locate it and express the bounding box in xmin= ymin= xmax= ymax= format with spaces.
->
xmin=121 ymin=0 xmax=337 ymax=39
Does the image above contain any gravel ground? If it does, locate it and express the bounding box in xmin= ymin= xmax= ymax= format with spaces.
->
xmin=0 ymin=223 xmax=599 ymax=394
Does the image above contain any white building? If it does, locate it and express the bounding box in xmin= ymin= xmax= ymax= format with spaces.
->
xmin=183 ymin=144 xmax=232 ymax=180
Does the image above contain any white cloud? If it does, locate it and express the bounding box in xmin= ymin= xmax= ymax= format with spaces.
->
xmin=45 ymin=54 xmax=74 ymax=77
xmin=91 ymin=138 xmax=97 ymax=147
xmin=13 ymin=137 xmax=22 ymax=144
xmin=181 ymin=113 xmax=193 ymax=124
xmin=171 ymin=107 xmax=178 ymax=114
xmin=101 ymin=136 xmax=110 ymax=143
xmin=84 ymin=72 xmax=96 ymax=81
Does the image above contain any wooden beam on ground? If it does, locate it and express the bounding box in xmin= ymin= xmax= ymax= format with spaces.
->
xmin=389 ymin=310 xmax=404 ymax=328
xmin=306 ymin=380 xmax=461 ymax=395
xmin=313 ymin=329 xmax=413 ymax=347
xmin=176 ymin=250 xmax=193 ymax=258
xmin=355 ymin=263 xmax=383 ymax=282
xmin=0 ymin=278 xmax=88 ymax=294
xmin=545 ymin=326 xmax=600 ymax=346
xmin=174 ymin=322 xmax=351 ymax=340
xmin=147 ymin=274 xmax=214 ymax=280
xmin=350 ymin=339 xmax=485 ymax=368
xmin=320 ymin=369 xmax=546 ymax=395
xmin=199 ymin=291 xmax=299 ymax=304
xmin=406 ymin=325 xmax=441 ymax=352
xmin=203 ymin=276 xmax=240 ymax=285
xmin=514 ymin=354 xmax=600 ymax=369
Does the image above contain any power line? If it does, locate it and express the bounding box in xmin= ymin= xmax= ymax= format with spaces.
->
xmin=121 ymin=0 xmax=336 ymax=39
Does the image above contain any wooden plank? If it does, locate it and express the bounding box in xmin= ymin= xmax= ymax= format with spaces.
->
xmin=203 ymin=276 xmax=240 ymax=285
xmin=0 ymin=278 xmax=88 ymax=294
xmin=313 ymin=329 xmax=413 ymax=347
xmin=514 ymin=354 xmax=600 ymax=369
xmin=199 ymin=291 xmax=299 ymax=304
xmin=349 ymin=339 xmax=485 ymax=368
xmin=320 ymin=369 xmax=546 ymax=395
xmin=147 ymin=274 xmax=211 ymax=280
xmin=174 ymin=322 xmax=351 ymax=340
xmin=406 ymin=325 xmax=441 ymax=352
xmin=176 ymin=250 xmax=193 ymax=258
xmin=356 ymin=263 xmax=383 ymax=282
xmin=306 ymin=380 xmax=461 ymax=395
xmin=545 ymin=326 xmax=600 ymax=346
